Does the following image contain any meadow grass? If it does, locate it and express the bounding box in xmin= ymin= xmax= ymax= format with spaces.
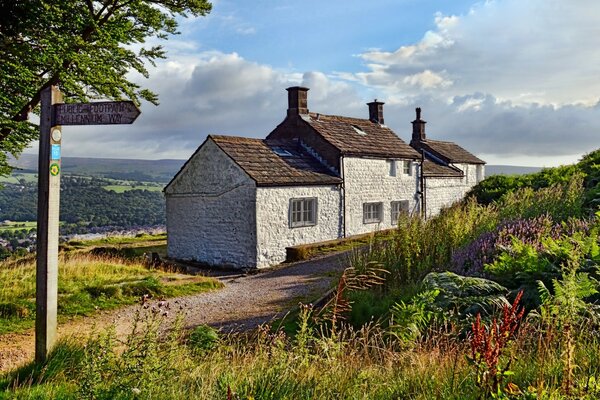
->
xmin=0 ymin=221 xmax=37 ymax=232
xmin=102 ymin=185 xmax=163 ymax=193
xmin=0 ymin=253 xmax=222 ymax=335
xmin=2 ymin=305 xmax=599 ymax=399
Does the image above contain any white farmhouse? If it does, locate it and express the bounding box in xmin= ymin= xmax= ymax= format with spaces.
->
xmin=164 ymin=87 xmax=485 ymax=268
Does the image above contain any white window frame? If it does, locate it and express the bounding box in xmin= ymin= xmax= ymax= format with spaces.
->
xmin=289 ymin=198 xmax=317 ymax=228
xmin=403 ymin=160 xmax=412 ymax=175
xmin=363 ymin=202 xmax=383 ymax=224
xmin=391 ymin=200 xmax=410 ymax=224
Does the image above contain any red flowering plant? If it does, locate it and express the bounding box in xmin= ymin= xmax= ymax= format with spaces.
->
xmin=468 ymin=290 xmax=526 ymax=398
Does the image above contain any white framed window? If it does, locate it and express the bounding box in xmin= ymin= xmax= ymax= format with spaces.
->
xmin=363 ymin=202 xmax=383 ymax=224
xmin=391 ymin=200 xmax=410 ymax=224
xmin=289 ymin=198 xmax=317 ymax=228
xmin=403 ymin=160 xmax=412 ymax=175
xmin=389 ymin=160 xmax=397 ymax=177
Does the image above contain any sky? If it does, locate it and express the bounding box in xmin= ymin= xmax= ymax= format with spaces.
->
xmin=31 ymin=0 xmax=600 ymax=166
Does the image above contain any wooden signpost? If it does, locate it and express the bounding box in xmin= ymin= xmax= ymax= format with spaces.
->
xmin=35 ymin=86 xmax=140 ymax=362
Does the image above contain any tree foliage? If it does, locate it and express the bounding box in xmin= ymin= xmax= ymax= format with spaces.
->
xmin=0 ymin=0 xmax=212 ymax=174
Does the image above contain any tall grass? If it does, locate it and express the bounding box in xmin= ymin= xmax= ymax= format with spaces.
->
xmin=3 ymin=302 xmax=600 ymax=399
xmin=352 ymin=178 xmax=587 ymax=288
xmin=0 ymin=254 xmax=221 ymax=335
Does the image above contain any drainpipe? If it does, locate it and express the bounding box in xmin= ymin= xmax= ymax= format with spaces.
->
xmin=420 ymin=149 xmax=427 ymax=218
xmin=340 ymin=155 xmax=346 ymax=238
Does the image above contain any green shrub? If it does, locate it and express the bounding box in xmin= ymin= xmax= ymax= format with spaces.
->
xmin=84 ymin=284 xmax=122 ymax=299
xmin=188 ymin=325 xmax=219 ymax=353
xmin=120 ymin=277 xmax=163 ymax=297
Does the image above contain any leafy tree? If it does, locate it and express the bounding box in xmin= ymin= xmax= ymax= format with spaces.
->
xmin=0 ymin=0 xmax=212 ymax=175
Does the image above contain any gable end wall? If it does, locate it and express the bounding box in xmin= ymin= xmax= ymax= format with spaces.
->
xmin=165 ymin=139 xmax=257 ymax=268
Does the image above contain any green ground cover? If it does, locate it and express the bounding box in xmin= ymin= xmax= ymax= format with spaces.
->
xmin=102 ymin=184 xmax=163 ymax=193
xmin=0 ymin=244 xmax=220 ymax=335
xmin=0 ymin=221 xmax=36 ymax=232
xmin=0 ymin=173 xmax=37 ymax=185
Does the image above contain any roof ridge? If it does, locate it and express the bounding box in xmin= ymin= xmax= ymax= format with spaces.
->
xmin=308 ymin=112 xmax=374 ymax=123
xmin=210 ymin=134 xmax=263 ymax=143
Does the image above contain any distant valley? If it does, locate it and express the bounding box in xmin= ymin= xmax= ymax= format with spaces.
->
xmin=10 ymin=154 xmax=542 ymax=181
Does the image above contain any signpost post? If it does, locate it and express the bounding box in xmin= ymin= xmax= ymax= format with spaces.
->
xmin=35 ymin=86 xmax=140 ymax=363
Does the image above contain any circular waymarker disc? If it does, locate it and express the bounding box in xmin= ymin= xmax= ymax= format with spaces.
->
xmin=50 ymin=163 xmax=60 ymax=176
xmin=51 ymin=129 xmax=62 ymax=142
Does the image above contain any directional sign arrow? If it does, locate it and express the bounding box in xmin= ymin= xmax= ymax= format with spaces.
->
xmin=53 ymin=101 xmax=141 ymax=126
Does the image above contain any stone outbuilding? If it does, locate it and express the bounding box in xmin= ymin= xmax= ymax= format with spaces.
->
xmin=164 ymin=87 xmax=485 ymax=268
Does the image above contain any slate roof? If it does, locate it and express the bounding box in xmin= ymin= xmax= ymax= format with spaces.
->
xmin=210 ymin=135 xmax=342 ymax=186
xmin=422 ymin=159 xmax=464 ymax=178
xmin=304 ymin=113 xmax=421 ymax=159
xmin=414 ymin=139 xmax=485 ymax=165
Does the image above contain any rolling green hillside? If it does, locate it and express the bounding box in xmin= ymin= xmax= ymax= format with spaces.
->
xmin=10 ymin=154 xmax=184 ymax=183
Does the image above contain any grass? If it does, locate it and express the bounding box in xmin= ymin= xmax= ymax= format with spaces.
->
xmin=2 ymin=304 xmax=600 ymax=399
xmin=0 ymin=172 xmax=37 ymax=185
xmin=102 ymin=184 xmax=163 ymax=193
xmin=0 ymin=253 xmax=222 ymax=335
xmin=0 ymin=221 xmax=37 ymax=232
xmin=286 ymin=229 xmax=396 ymax=262
xmin=62 ymin=233 xmax=168 ymax=260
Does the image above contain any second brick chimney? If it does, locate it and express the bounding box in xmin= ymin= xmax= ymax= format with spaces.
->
xmin=286 ymin=86 xmax=309 ymax=116
xmin=411 ymin=107 xmax=426 ymax=143
xmin=367 ymin=100 xmax=385 ymax=124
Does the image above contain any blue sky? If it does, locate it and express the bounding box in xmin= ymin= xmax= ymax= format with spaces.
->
xmin=45 ymin=0 xmax=600 ymax=167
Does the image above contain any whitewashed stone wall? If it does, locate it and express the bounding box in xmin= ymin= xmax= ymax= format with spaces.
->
xmin=425 ymin=163 xmax=484 ymax=218
xmin=255 ymin=185 xmax=342 ymax=268
xmin=165 ymin=139 xmax=258 ymax=268
xmin=343 ymin=157 xmax=420 ymax=235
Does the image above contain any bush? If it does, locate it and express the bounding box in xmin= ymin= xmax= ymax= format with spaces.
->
xmin=188 ymin=325 xmax=220 ymax=353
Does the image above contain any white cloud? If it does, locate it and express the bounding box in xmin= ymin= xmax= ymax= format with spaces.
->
xmin=403 ymin=70 xmax=452 ymax=89
xmin=355 ymin=0 xmax=600 ymax=106
xmin=54 ymin=52 xmax=363 ymax=161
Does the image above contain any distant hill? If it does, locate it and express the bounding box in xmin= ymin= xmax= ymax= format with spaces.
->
xmin=10 ymin=154 xmax=184 ymax=183
xmin=10 ymin=154 xmax=541 ymax=181
xmin=485 ymin=165 xmax=543 ymax=177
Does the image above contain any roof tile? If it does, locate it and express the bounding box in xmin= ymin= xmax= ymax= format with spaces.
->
xmin=210 ymin=135 xmax=341 ymax=186
xmin=305 ymin=113 xmax=421 ymax=159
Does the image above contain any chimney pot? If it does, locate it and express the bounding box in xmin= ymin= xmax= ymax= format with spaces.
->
xmin=411 ymin=107 xmax=427 ymax=143
xmin=367 ymin=100 xmax=385 ymax=124
xmin=286 ymin=86 xmax=309 ymax=116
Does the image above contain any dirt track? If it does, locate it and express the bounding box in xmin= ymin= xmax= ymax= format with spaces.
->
xmin=0 ymin=251 xmax=351 ymax=373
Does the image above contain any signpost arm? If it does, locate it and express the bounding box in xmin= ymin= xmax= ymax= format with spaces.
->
xmin=35 ymin=86 xmax=62 ymax=363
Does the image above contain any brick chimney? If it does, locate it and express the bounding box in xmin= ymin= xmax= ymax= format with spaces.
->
xmin=286 ymin=86 xmax=309 ymax=116
xmin=367 ymin=99 xmax=384 ymax=124
xmin=411 ymin=107 xmax=426 ymax=143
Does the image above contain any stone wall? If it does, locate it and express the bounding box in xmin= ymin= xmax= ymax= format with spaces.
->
xmin=255 ymin=185 xmax=342 ymax=267
xmin=343 ymin=156 xmax=420 ymax=235
xmin=165 ymin=139 xmax=258 ymax=268
xmin=425 ymin=162 xmax=483 ymax=218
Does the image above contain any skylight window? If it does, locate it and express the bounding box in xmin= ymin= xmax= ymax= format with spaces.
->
xmin=272 ymin=147 xmax=293 ymax=157
xmin=352 ymin=125 xmax=367 ymax=136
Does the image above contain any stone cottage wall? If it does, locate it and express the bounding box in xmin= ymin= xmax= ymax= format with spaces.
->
xmin=343 ymin=156 xmax=420 ymax=235
xmin=165 ymin=139 xmax=257 ymax=268
xmin=255 ymin=185 xmax=342 ymax=268
xmin=425 ymin=163 xmax=482 ymax=218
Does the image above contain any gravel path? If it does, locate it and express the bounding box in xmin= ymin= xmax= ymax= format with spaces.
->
xmin=0 ymin=251 xmax=351 ymax=373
